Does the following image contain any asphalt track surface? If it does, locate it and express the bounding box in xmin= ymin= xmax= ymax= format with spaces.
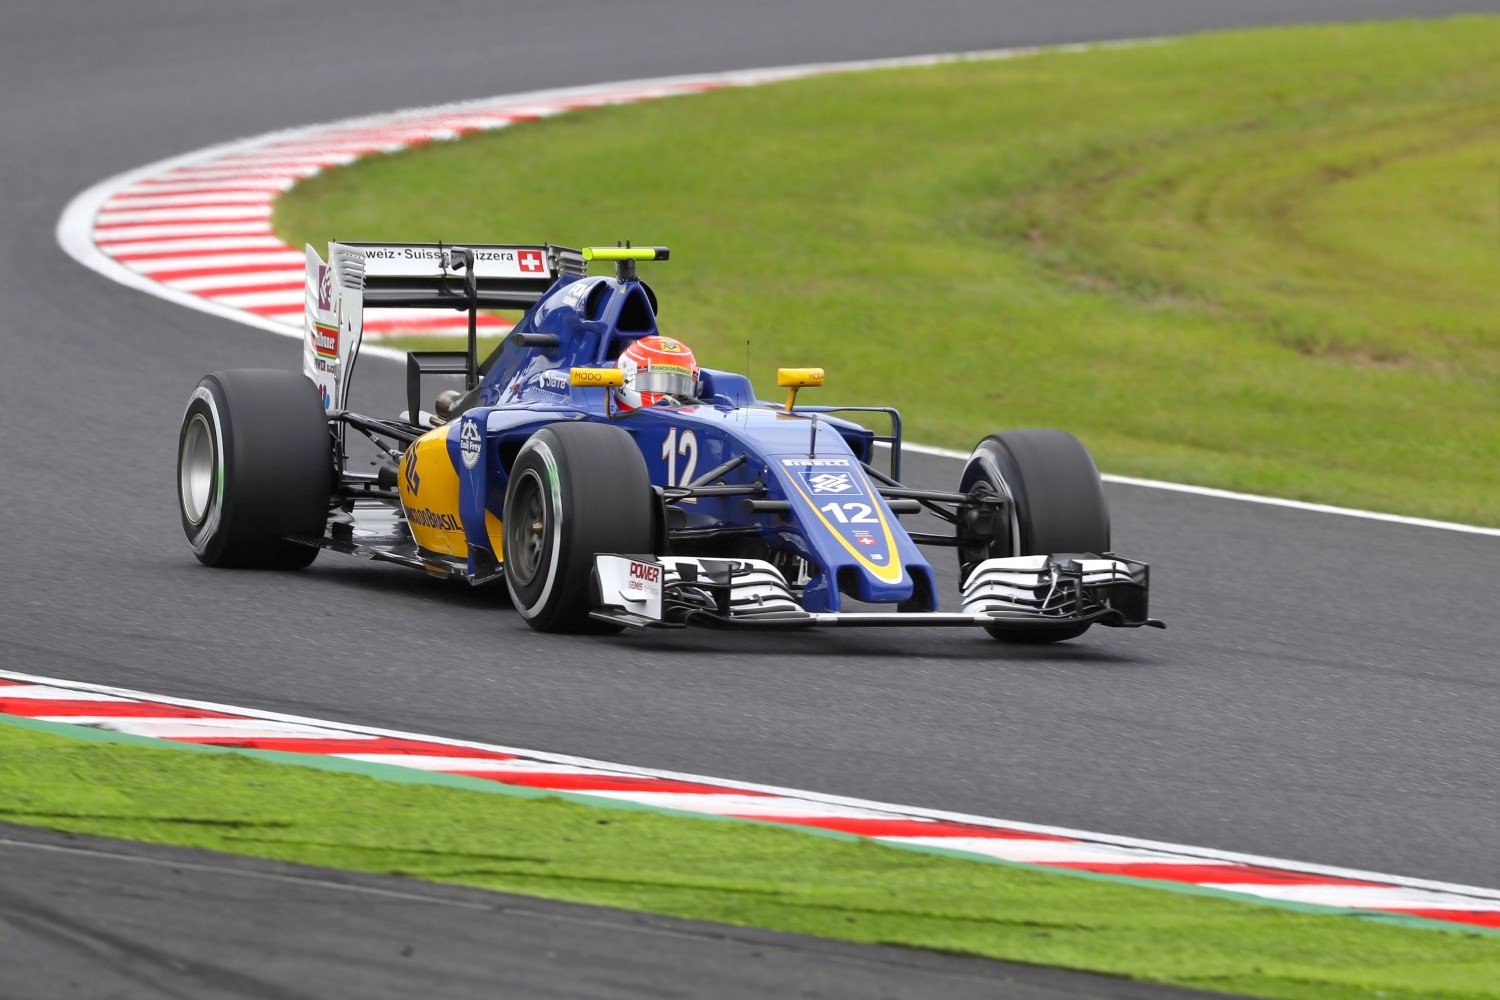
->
xmin=3 ymin=0 xmax=1499 ymax=993
xmin=2 ymin=822 xmax=1227 ymax=1000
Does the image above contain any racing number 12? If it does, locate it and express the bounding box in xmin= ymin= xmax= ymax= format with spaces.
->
xmin=662 ymin=428 xmax=698 ymax=488
xmin=819 ymin=502 xmax=877 ymax=523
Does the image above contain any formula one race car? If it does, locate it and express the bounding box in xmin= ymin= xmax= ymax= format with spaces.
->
xmin=176 ymin=241 xmax=1162 ymax=642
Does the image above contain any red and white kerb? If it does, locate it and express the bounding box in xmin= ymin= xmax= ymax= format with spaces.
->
xmin=3 ymin=671 xmax=1498 ymax=932
xmin=84 ymin=84 xmax=723 ymax=341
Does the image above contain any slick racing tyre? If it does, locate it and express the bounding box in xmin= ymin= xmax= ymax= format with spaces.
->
xmin=503 ymin=422 xmax=655 ymax=633
xmin=959 ymin=429 xmax=1110 ymax=643
xmin=178 ymin=369 xmax=333 ymax=569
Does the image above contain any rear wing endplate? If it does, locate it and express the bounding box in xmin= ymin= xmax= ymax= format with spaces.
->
xmin=302 ymin=241 xmax=585 ymax=412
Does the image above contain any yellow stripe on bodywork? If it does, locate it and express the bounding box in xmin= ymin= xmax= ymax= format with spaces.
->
xmin=485 ymin=510 xmax=505 ymax=559
xmin=399 ymin=426 xmax=467 ymax=557
xmin=784 ymin=468 xmax=904 ymax=585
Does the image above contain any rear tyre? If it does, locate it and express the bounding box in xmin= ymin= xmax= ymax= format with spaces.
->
xmin=959 ymin=429 xmax=1110 ymax=643
xmin=177 ymin=369 xmax=333 ymax=569
xmin=503 ymin=422 xmax=656 ymax=633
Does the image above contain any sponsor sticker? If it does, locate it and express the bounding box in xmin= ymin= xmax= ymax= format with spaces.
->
xmin=312 ymin=322 xmax=338 ymax=360
xmin=407 ymin=507 xmax=460 ymax=532
xmin=625 ymin=559 xmax=663 ymax=603
xmin=358 ymin=245 xmax=539 ymax=279
xmin=800 ymin=471 xmax=858 ymax=495
xmin=402 ymin=448 xmax=420 ymax=496
xmin=460 ymin=418 xmax=483 ymax=469
xmin=628 ymin=560 xmax=661 ymax=585
xmin=571 ymin=369 xmax=615 ymax=386
xmin=316 ymin=264 xmax=333 ymax=312
xmin=780 ymin=457 xmax=850 ymax=468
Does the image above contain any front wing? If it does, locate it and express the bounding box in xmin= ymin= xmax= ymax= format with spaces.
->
xmin=591 ymin=554 xmax=1163 ymax=631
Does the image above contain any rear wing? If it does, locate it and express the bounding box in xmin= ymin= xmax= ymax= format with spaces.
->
xmin=302 ymin=241 xmax=585 ymax=412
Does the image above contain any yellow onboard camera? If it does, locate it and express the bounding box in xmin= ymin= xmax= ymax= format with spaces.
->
xmin=582 ymin=245 xmax=670 ymax=282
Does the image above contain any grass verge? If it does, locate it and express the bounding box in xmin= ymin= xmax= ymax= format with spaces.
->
xmin=276 ymin=17 xmax=1500 ymax=525
xmin=4 ymin=718 xmax=1500 ymax=998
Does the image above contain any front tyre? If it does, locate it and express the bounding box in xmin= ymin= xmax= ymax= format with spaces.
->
xmin=503 ymin=422 xmax=655 ymax=633
xmin=960 ymin=429 xmax=1110 ymax=643
xmin=177 ymin=369 xmax=333 ymax=569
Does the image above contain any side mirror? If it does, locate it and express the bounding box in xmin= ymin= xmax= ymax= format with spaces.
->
xmin=570 ymin=368 xmax=625 ymax=388
xmin=777 ymin=367 xmax=825 ymax=411
xmin=571 ymin=367 xmax=625 ymax=417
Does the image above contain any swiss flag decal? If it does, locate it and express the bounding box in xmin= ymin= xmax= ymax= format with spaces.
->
xmin=518 ymin=250 xmax=544 ymax=273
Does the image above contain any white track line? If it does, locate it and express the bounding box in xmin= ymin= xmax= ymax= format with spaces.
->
xmin=889 ymin=442 xmax=1500 ymax=537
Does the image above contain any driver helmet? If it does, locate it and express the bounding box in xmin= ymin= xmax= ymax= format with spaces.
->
xmin=616 ymin=335 xmax=700 ymax=410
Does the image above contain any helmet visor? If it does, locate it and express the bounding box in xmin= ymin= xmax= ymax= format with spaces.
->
xmin=632 ymin=368 xmax=699 ymax=398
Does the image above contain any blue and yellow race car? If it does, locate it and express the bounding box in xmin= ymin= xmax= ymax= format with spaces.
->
xmin=176 ymin=242 xmax=1160 ymax=642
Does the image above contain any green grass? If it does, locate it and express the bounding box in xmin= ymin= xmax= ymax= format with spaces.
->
xmin=276 ymin=18 xmax=1500 ymax=525
xmin=5 ymin=719 xmax=1500 ymax=998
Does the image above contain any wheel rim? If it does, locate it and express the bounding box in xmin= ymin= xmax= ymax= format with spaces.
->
xmin=180 ymin=413 xmax=216 ymax=525
xmin=505 ymin=468 xmax=548 ymax=586
xmin=972 ymin=455 xmax=1020 ymax=558
xmin=959 ymin=449 xmax=1023 ymax=583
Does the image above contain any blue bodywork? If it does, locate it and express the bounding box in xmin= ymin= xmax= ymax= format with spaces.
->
xmin=450 ymin=273 xmax=938 ymax=613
